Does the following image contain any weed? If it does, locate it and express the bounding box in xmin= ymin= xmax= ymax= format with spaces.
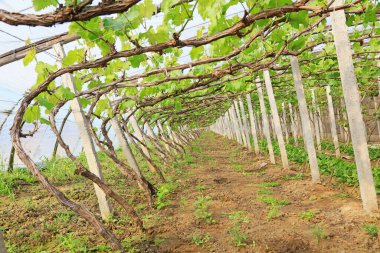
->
xmin=24 ymin=196 xmax=37 ymax=211
xmin=191 ymin=232 xmax=212 ymax=246
xmin=267 ymin=205 xmax=282 ymax=220
xmin=54 ymin=210 xmax=76 ymax=223
xmin=135 ymin=203 xmax=147 ymax=210
xmin=299 ymin=210 xmax=319 ymax=221
xmin=335 ymin=193 xmax=350 ymax=198
xmin=6 ymin=242 xmax=30 ymax=253
xmin=194 ymin=195 xmax=215 ymax=224
xmin=154 ymin=237 xmax=165 ymax=246
xmin=256 ymin=189 xmax=273 ymax=195
xmin=259 ymin=182 xmax=281 ymax=188
xmin=0 ymin=169 xmax=36 ymax=196
xmin=41 ymin=157 xmax=78 ymax=183
xmin=228 ymin=211 xmax=250 ymax=223
xmin=229 ymin=226 xmax=249 ymax=247
xmin=156 ymin=182 xmax=177 ymax=209
xmin=231 ymin=164 xmax=243 ymax=173
xmin=257 ymin=170 xmax=266 ymax=176
xmin=283 ymin=173 xmax=304 ymax=181
xmin=195 ymin=184 xmax=207 ymax=191
xmin=228 ymin=211 xmax=250 ymax=247
xmin=259 ymin=196 xmax=289 ymax=206
xmin=57 ymin=232 xmax=88 ymax=252
xmin=43 ymin=221 xmax=58 ymax=233
xmin=311 ymin=225 xmax=329 ymax=243
xmin=363 ymin=224 xmax=379 ymax=237
xmin=89 ymin=244 xmax=112 ymax=251
xmin=182 ymin=153 xmax=194 ymax=165
xmin=30 ymin=231 xmax=42 ymax=241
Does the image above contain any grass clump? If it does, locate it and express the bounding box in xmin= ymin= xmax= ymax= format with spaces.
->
xmin=259 ymin=196 xmax=289 ymax=206
xmin=191 ymin=232 xmax=212 ymax=246
xmin=283 ymin=173 xmax=304 ymax=181
xmin=256 ymin=189 xmax=274 ymax=195
xmin=0 ymin=169 xmax=36 ymax=196
xmin=231 ymin=164 xmax=243 ymax=173
xmin=56 ymin=232 xmax=88 ymax=252
xmin=156 ymin=182 xmax=177 ymax=209
xmin=311 ymin=225 xmax=329 ymax=243
xmin=267 ymin=205 xmax=281 ymax=220
xmin=194 ymin=195 xmax=215 ymax=224
xmin=228 ymin=211 xmax=250 ymax=247
xmin=195 ymin=183 xmax=207 ymax=191
xmin=299 ymin=210 xmax=319 ymax=221
xmin=363 ymin=224 xmax=379 ymax=237
xmin=259 ymin=182 xmax=280 ymax=188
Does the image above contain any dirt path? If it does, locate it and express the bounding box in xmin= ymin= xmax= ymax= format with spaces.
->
xmin=154 ymin=132 xmax=380 ymax=253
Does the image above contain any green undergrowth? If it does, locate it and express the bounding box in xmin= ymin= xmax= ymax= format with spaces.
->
xmin=1 ymin=137 xmax=200 ymax=252
xmin=321 ymin=141 xmax=380 ymax=160
xmin=0 ymin=169 xmax=37 ymax=196
xmin=259 ymin=140 xmax=380 ymax=193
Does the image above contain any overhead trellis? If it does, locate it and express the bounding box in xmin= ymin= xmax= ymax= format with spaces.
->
xmin=1 ymin=0 xmax=379 ymax=251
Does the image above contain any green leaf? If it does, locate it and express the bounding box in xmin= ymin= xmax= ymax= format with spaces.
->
xmin=129 ymin=54 xmax=147 ymax=68
xmin=40 ymin=118 xmax=51 ymax=125
xmin=161 ymin=0 xmax=177 ymax=11
xmin=363 ymin=3 xmax=378 ymax=24
xmin=190 ymin=46 xmax=205 ymax=60
xmin=288 ymin=37 xmax=306 ymax=51
xmin=23 ymin=48 xmax=36 ymax=66
xmin=32 ymin=0 xmax=58 ymax=11
xmin=55 ymin=86 xmax=75 ymax=100
xmin=94 ymin=99 xmax=110 ymax=116
xmin=139 ymin=0 xmax=156 ymax=19
xmin=62 ymin=48 xmax=85 ymax=66
xmin=288 ymin=11 xmax=309 ymax=29
xmin=23 ymin=105 xmax=40 ymax=123
xmin=174 ymin=98 xmax=182 ymax=110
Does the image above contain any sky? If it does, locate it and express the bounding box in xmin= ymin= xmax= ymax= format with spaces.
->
xmin=0 ymin=0 xmax=244 ymax=169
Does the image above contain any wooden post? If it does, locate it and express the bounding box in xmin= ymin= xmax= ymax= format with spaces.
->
xmin=256 ymin=77 xmax=275 ymax=164
xmin=53 ymin=43 xmax=112 ymax=220
xmin=330 ymin=0 xmax=378 ymax=212
xmin=234 ymin=101 xmax=249 ymax=147
xmin=311 ymin=89 xmax=321 ymax=151
xmin=256 ymin=111 xmax=263 ymax=139
xmin=373 ymin=97 xmax=380 ymax=140
xmin=110 ymin=118 xmax=144 ymax=179
xmin=336 ymin=104 xmax=343 ymax=141
xmin=340 ymin=98 xmax=350 ymax=143
xmin=239 ymin=98 xmax=253 ymax=151
xmin=246 ymin=94 xmax=260 ymax=154
xmin=281 ymin=102 xmax=289 ymax=144
xmin=290 ymin=56 xmax=320 ymax=183
xmin=263 ymin=69 xmax=289 ymax=169
xmin=317 ymin=105 xmax=324 ymax=139
xmin=230 ymin=106 xmax=243 ymax=144
xmin=130 ymin=113 xmax=152 ymax=158
xmin=326 ymin=86 xmax=341 ymax=158
xmin=227 ymin=109 xmax=237 ymax=142
xmin=288 ymin=103 xmax=299 ymax=145
xmin=157 ymin=121 xmax=172 ymax=153
xmin=129 ymin=113 xmax=158 ymax=172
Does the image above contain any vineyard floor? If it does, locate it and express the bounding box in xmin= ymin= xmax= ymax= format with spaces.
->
xmin=1 ymin=132 xmax=380 ymax=252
